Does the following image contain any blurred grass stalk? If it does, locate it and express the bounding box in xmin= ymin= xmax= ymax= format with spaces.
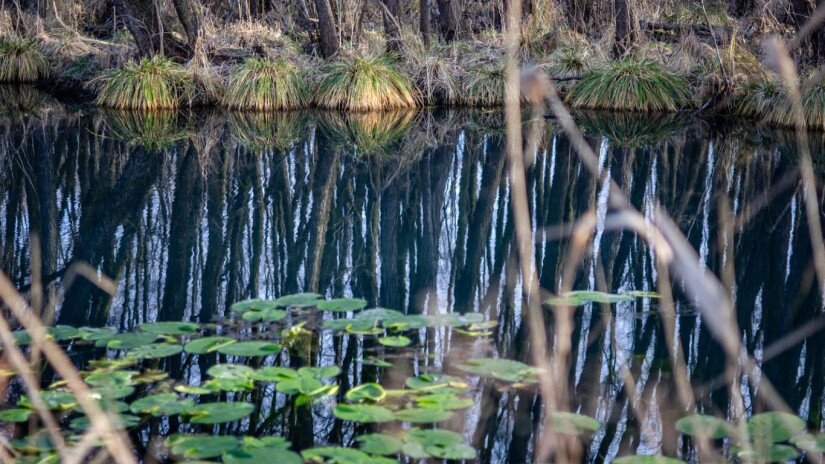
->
xmin=0 ymin=237 xmax=136 ymax=464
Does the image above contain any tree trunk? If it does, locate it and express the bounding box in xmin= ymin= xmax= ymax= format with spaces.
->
xmin=115 ymin=0 xmax=160 ymax=57
xmin=435 ymin=0 xmax=458 ymax=41
xmin=383 ymin=0 xmax=402 ymax=52
xmin=613 ymin=0 xmax=639 ymax=57
xmin=171 ymin=0 xmax=204 ymax=54
xmin=420 ymin=0 xmax=431 ymax=45
xmin=314 ymin=0 xmax=340 ymax=57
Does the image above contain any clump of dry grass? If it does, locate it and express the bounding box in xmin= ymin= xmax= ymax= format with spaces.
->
xmin=461 ymin=60 xmax=506 ymax=107
xmin=315 ymin=54 xmax=417 ymax=111
xmin=0 ymin=36 xmax=49 ymax=82
xmin=399 ymin=31 xmax=460 ymax=105
xmin=222 ymin=58 xmax=308 ymax=110
xmin=733 ymin=76 xmax=825 ymax=129
xmin=93 ymin=57 xmax=192 ymax=110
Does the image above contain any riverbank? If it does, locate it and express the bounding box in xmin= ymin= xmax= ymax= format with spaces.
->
xmin=2 ymin=18 xmax=825 ymax=129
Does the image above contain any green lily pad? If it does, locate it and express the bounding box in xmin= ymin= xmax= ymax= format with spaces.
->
xmin=242 ymin=308 xmax=287 ymax=323
xmin=346 ymin=383 xmax=387 ymax=402
xmin=273 ymin=293 xmax=323 ymax=307
xmin=184 ymin=336 xmax=236 ymax=354
xmin=276 ymin=376 xmax=324 ymax=395
xmin=302 ymin=447 xmax=395 ymax=464
xmin=416 ymin=392 xmax=473 ymax=410
xmin=138 ymin=321 xmax=199 ymax=335
xmin=333 ymin=404 xmax=395 ymax=423
xmin=217 ymin=341 xmax=281 ymax=357
xmin=231 ymin=299 xmax=279 ymax=314
xmin=395 ymin=407 xmax=453 ymax=423
xmin=240 ymin=436 xmax=291 ymax=449
xmin=130 ymin=393 xmax=194 ymax=416
xmin=748 ymin=412 xmax=806 ymax=444
xmin=70 ymin=413 xmax=140 ymax=431
xmin=128 ymin=343 xmax=183 ymax=359
xmin=253 ymin=367 xmax=299 ymax=383
xmin=546 ymin=290 xmax=636 ymax=306
xmin=207 ymin=364 xmax=255 ymax=380
xmin=299 ymin=366 xmax=341 ymax=379
xmin=187 ymin=402 xmax=255 ymax=424
xmin=549 ymin=412 xmax=600 ymax=435
xmin=613 ymin=456 xmax=686 ymax=464
xmin=19 ymin=390 xmax=77 ymax=410
xmin=78 ymin=327 xmax=117 ymax=341
xmin=675 ymin=414 xmax=731 ymax=439
xmin=85 ymin=371 xmax=137 ymax=399
xmin=0 ymin=408 xmax=32 ymax=422
xmin=405 ymin=374 xmax=468 ymax=392
xmin=167 ymin=435 xmax=239 ymax=459
xmin=356 ymin=433 xmax=404 ymax=455
xmin=406 ymin=429 xmax=477 ymax=460
xmin=316 ymin=298 xmax=367 ymax=312
xmin=736 ymin=444 xmax=800 ymax=462
xmin=790 ymin=433 xmax=825 ymax=452
xmin=224 ymin=447 xmax=303 ymax=464
xmin=377 ymin=336 xmax=411 ymax=347
xmin=96 ymin=332 xmax=158 ymax=349
xmin=456 ymin=358 xmax=538 ymax=383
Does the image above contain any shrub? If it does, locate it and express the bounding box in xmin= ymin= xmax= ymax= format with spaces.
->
xmin=0 ymin=36 xmax=49 ymax=82
xmin=566 ymin=59 xmax=690 ymax=112
xmin=223 ymin=58 xmax=308 ymax=111
xmin=462 ymin=63 xmax=505 ymax=107
xmin=94 ymin=57 xmax=191 ymax=110
xmin=315 ymin=55 xmax=417 ymax=111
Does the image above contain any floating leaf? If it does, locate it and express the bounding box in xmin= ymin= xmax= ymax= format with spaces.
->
xmin=614 ymin=456 xmax=686 ymax=464
xmin=406 ymin=429 xmax=476 ymax=460
xmin=0 ymin=408 xmax=31 ymax=422
xmin=378 ymin=336 xmax=411 ymax=347
xmin=302 ymin=447 xmax=395 ymax=464
xmin=791 ymin=433 xmax=825 ymax=452
xmin=128 ymin=343 xmax=183 ymax=359
xmin=167 ymin=435 xmax=239 ymax=459
xmin=188 ymin=402 xmax=254 ymax=424
xmin=546 ymin=290 xmax=635 ymax=307
xmin=138 ymin=321 xmax=199 ymax=335
xmin=207 ymin=364 xmax=255 ymax=380
xmin=363 ymin=357 xmax=393 ymax=367
xmin=70 ymin=414 xmax=139 ymax=431
xmin=97 ymin=333 xmax=158 ymax=349
xmin=85 ymin=371 xmax=137 ymax=399
xmin=253 ymin=367 xmax=298 ymax=383
xmin=242 ymin=308 xmax=287 ymax=323
xmin=273 ymin=293 xmax=323 ymax=307
xmin=356 ymin=434 xmax=404 ymax=455
xmin=231 ymin=299 xmax=279 ymax=314
xmin=395 ymin=407 xmax=453 ymax=423
xmin=549 ymin=412 xmax=600 ymax=435
xmin=47 ymin=325 xmax=81 ymax=341
xmin=224 ymin=447 xmax=303 ymax=464
xmin=346 ymin=383 xmax=387 ymax=402
xmin=299 ymin=366 xmax=341 ymax=380
xmin=19 ymin=390 xmax=77 ymax=410
xmin=316 ymin=298 xmax=367 ymax=312
xmin=217 ymin=341 xmax=281 ymax=357
xmin=78 ymin=327 xmax=117 ymax=341
xmin=185 ymin=336 xmax=236 ymax=354
xmin=675 ymin=414 xmax=731 ymax=439
xmin=456 ymin=358 xmax=538 ymax=383
xmin=416 ymin=392 xmax=473 ymax=410
xmin=748 ymin=412 xmax=806 ymax=444
xmin=130 ymin=393 xmax=194 ymax=416
xmin=333 ymin=404 xmax=395 ymax=423
xmin=405 ymin=374 xmax=468 ymax=393
xmin=736 ymin=444 xmax=800 ymax=462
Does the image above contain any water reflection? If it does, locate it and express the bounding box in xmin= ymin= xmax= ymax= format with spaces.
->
xmin=1 ymin=86 xmax=823 ymax=462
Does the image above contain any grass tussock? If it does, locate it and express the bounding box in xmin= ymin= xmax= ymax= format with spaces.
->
xmin=547 ymin=45 xmax=597 ymax=79
xmin=94 ymin=57 xmax=192 ymax=110
xmin=462 ymin=62 xmax=505 ymax=107
xmin=567 ymin=59 xmax=690 ymax=112
xmin=315 ymin=55 xmax=417 ymax=111
xmin=399 ymin=32 xmax=460 ymax=105
xmin=0 ymin=36 xmax=49 ymax=83
xmin=223 ymin=58 xmax=308 ymax=111
xmin=734 ymin=78 xmax=825 ymax=129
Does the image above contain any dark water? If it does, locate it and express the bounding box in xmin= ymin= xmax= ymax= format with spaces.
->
xmin=1 ymin=86 xmax=824 ymax=462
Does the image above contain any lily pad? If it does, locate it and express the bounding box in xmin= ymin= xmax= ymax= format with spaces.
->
xmin=748 ymin=412 xmax=806 ymax=444
xmin=231 ymin=299 xmax=279 ymax=314
xmin=184 ymin=336 xmax=236 ymax=354
xmin=736 ymin=444 xmax=800 ymax=462
xmin=130 ymin=393 xmax=194 ymax=416
xmin=549 ymin=412 xmax=600 ymax=435
xmin=302 ymin=447 xmax=395 ymax=464
xmin=224 ymin=447 xmax=303 ymax=464
xmin=546 ymin=290 xmax=635 ymax=306
xmin=395 ymin=407 xmax=453 ymax=423
xmin=217 ymin=341 xmax=281 ymax=357
xmin=346 ymin=383 xmax=387 ymax=402
xmin=273 ymin=293 xmax=323 ymax=307
xmin=456 ymin=358 xmax=538 ymax=383
xmin=406 ymin=429 xmax=477 ymax=460
xmin=675 ymin=414 xmax=731 ymax=439
xmin=790 ymin=433 xmax=825 ymax=452
xmin=70 ymin=414 xmax=140 ymax=431
xmin=128 ymin=343 xmax=183 ymax=359
xmin=19 ymin=390 xmax=77 ymax=410
xmin=416 ymin=392 xmax=473 ymax=410
xmin=138 ymin=321 xmax=199 ymax=335
xmin=316 ymin=298 xmax=367 ymax=312
xmin=242 ymin=308 xmax=287 ymax=323
xmin=405 ymin=374 xmax=468 ymax=392
xmin=167 ymin=435 xmax=239 ymax=459
xmin=188 ymin=402 xmax=254 ymax=424
xmin=378 ymin=336 xmax=411 ymax=347
xmin=0 ymin=408 xmax=31 ymax=422
xmin=96 ymin=333 xmax=158 ymax=349
xmin=207 ymin=364 xmax=255 ymax=380
xmin=333 ymin=404 xmax=395 ymax=423
xmin=356 ymin=433 xmax=404 ymax=455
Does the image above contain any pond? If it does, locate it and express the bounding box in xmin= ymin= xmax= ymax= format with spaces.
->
xmin=0 ymin=85 xmax=824 ymax=463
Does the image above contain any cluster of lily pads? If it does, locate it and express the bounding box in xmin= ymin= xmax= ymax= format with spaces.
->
xmin=1 ymin=292 xmax=822 ymax=463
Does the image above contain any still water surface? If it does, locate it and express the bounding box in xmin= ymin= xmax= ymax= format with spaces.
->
xmin=0 ymin=86 xmax=823 ymax=462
